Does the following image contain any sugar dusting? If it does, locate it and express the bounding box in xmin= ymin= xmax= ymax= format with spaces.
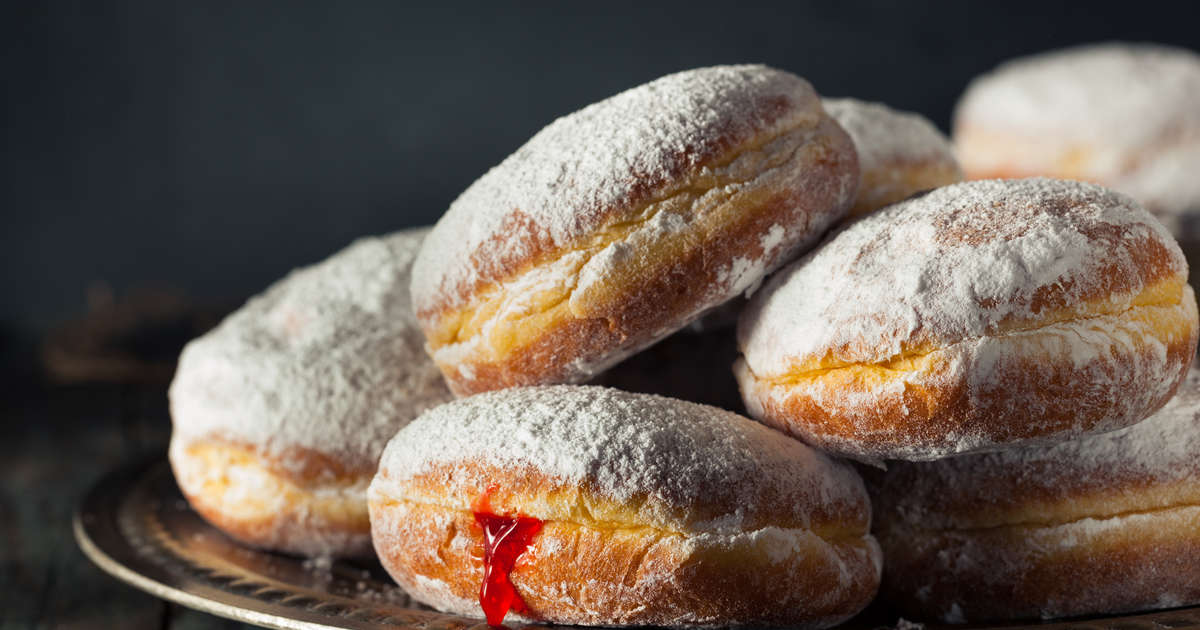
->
xmin=170 ymin=227 xmax=454 ymax=475
xmin=371 ymin=385 xmax=881 ymax=626
xmin=875 ymin=366 xmax=1200 ymax=621
xmin=372 ymin=385 xmax=868 ymax=535
xmin=411 ymin=64 xmax=828 ymax=315
xmin=824 ymin=98 xmax=959 ymax=173
xmin=955 ymin=43 xmax=1200 ymax=217
xmin=956 ymin=43 xmax=1200 ymax=156
xmin=736 ymin=177 xmax=1190 ymax=459
xmin=740 ymin=178 xmax=1183 ymax=376
xmin=879 ymin=364 xmax=1200 ymax=532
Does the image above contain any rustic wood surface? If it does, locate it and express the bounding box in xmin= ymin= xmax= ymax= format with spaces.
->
xmin=0 ymin=356 xmax=256 ymax=630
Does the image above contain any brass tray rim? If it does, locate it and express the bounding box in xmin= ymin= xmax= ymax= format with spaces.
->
xmin=75 ymin=457 xmax=1200 ymax=630
xmin=73 ymin=456 xmax=474 ymax=630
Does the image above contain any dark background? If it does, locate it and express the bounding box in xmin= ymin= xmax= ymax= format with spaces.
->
xmin=2 ymin=3 xmax=1200 ymax=626
xmin=4 ymin=0 xmax=1200 ymax=349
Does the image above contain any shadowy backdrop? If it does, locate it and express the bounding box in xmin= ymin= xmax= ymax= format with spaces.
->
xmin=4 ymin=0 xmax=1200 ymax=344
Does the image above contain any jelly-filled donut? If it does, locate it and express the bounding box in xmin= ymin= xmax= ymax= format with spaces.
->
xmin=823 ymin=98 xmax=962 ymax=218
xmin=736 ymin=178 xmax=1198 ymax=462
xmin=368 ymin=385 xmax=881 ymax=628
xmin=954 ymin=43 xmax=1200 ymax=236
xmin=872 ymin=364 xmax=1200 ymax=622
xmin=169 ymin=228 xmax=453 ymax=557
xmin=411 ymin=64 xmax=859 ymax=395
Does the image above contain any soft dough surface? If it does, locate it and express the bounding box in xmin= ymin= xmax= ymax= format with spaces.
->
xmin=736 ymin=177 xmax=1198 ymax=461
xmin=823 ymin=97 xmax=962 ymax=217
xmin=411 ymin=64 xmax=858 ymax=394
xmin=169 ymin=228 xmax=454 ymax=556
xmin=954 ymin=43 xmax=1200 ymax=230
xmin=872 ymin=365 xmax=1200 ymax=622
xmin=369 ymin=385 xmax=882 ymax=628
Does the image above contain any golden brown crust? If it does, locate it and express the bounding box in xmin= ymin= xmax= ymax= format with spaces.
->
xmin=954 ymin=124 xmax=1099 ymax=183
xmin=414 ymin=66 xmax=859 ymax=396
xmin=168 ymin=437 xmax=373 ymax=557
xmin=737 ymin=178 xmax=1196 ymax=461
xmin=433 ymin=165 xmax=854 ymax=395
xmin=422 ymin=103 xmax=800 ymax=315
xmin=737 ymin=284 xmax=1199 ymax=461
xmin=388 ymin=460 xmax=868 ymax=542
xmin=848 ymin=159 xmax=962 ymax=218
xmin=368 ymin=385 xmax=882 ymax=626
xmin=414 ymin=66 xmax=830 ymax=316
xmin=879 ymin=505 xmax=1200 ymax=622
xmin=740 ymin=180 xmax=1189 ymax=380
xmin=370 ymin=498 xmax=880 ymax=628
xmin=951 ymin=44 xmax=1200 ymax=224
xmin=869 ymin=364 xmax=1200 ymax=622
xmin=820 ymin=98 xmax=964 ymax=219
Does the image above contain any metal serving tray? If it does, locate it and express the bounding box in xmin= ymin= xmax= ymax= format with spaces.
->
xmin=75 ymin=458 xmax=1200 ymax=630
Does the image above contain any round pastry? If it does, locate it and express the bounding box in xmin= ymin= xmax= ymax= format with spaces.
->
xmin=953 ymin=43 xmax=1200 ymax=236
xmin=871 ymin=364 xmax=1200 ymax=622
xmin=680 ymin=98 xmax=959 ymax=334
xmin=368 ymin=385 xmax=881 ymax=628
xmin=169 ymin=228 xmax=453 ymax=557
xmin=411 ymin=64 xmax=859 ymax=395
xmin=823 ymin=98 xmax=962 ymax=218
xmin=735 ymin=178 xmax=1199 ymax=462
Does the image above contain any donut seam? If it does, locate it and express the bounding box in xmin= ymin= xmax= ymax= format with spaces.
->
xmin=430 ymin=121 xmax=832 ymax=368
xmin=888 ymin=499 xmax=1200 ymax=537
xmin=439 ymin=121 xmax=815 ymax=341
xmin=369 ymin=496 xmax=868 ymax=547
xmin=749 ymin=279 xmax=1188 ymax=383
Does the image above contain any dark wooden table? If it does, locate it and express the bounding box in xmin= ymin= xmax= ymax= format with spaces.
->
xmin=0 ymin=348 xmax=254 ymax=629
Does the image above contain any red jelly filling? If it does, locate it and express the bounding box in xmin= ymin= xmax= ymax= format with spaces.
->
xmin=472 ymin=487 xmax=543 ymax=626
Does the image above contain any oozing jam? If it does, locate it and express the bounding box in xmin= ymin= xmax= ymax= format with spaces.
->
xmin=472 ymin=486 xmax=544 ymax=626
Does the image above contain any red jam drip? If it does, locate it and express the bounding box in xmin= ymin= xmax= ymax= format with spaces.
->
xmin=472 ymin=486 xmax=543 ymax=626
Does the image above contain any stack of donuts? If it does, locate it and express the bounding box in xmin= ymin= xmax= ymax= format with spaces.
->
xmin=170 ymin=52 xmax=1200 ymax=628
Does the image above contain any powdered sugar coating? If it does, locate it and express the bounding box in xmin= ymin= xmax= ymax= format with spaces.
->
xmin=739 ymin=178 xmax=1183 ymax=377
xmin=874 ymin=366 xmax=1200 ymax=622
xmin=735 ymin=177 xmax=1194 ymax=461
xmin=411 ymin=64 xmax=829 ymax=315
xmin=881 ymin=505 xmax=1200 ymax=622
xmin=170 ymin=228 xmax=454 ymax=476
xmin=957 ymin=43 xmax=1200 ymax=150
xmin=372 ymin=385 xmax=868 ymax=534
xmin=954 ymin=43 xmax=1200 ymax=218
xmin=824 ymin=98 xmax=958 ymax=174
xmin=878 ymin=365 xmax=1200 ymax=532
xmin=1118 ymin=141 xmax=1200 ymax=234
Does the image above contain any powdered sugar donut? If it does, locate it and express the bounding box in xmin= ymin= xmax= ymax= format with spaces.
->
xmin=954 ymin=43 xmax=1200 ymax=236
xmin=824 ymin=98 xmax=962 ymax=218
xmin=872 ymin=364 xmax=1200 ymax=622
xmin=169 ymin=228 xmax=453 ymax=557
xmin=735 ymin=178 xmax=1198 ymax=462
xmin=368 ymin=385 xmax=881 ymax=628
xmin=412 ymin=64 xmax=858 ymax=395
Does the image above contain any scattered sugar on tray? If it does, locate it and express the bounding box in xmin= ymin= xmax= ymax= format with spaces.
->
xmin=302 ymin=555 xmax=333 ymax=573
